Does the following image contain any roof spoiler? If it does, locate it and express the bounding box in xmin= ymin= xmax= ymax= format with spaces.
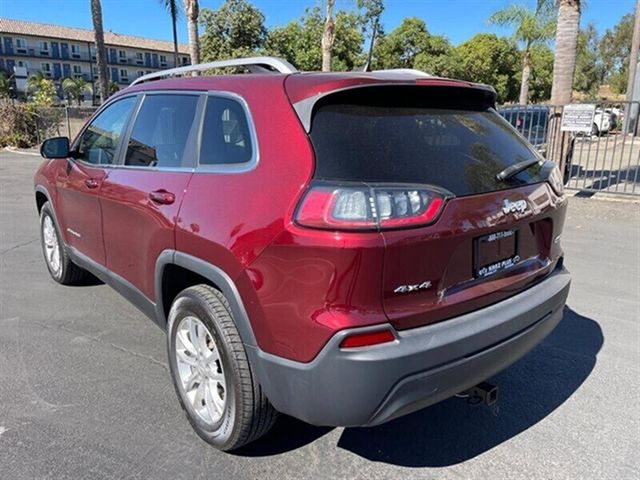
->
xmin=292 ymin=81 xmax=497 ymax=132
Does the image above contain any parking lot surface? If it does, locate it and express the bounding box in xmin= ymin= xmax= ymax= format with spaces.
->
xmin=1 ymin=150 xmax=638 ymax=480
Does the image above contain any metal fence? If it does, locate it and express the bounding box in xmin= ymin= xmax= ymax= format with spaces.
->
xmin=33 ymin=106 xmax=97 ymax=144
xmin=500 ymin=101 xmax=640 ymax=196
xmin=27 ymin=102 xmax=640 ymax=196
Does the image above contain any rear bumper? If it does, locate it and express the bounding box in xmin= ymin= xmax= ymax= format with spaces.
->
xmin=247 ymin=266 xmax=571 ymax=427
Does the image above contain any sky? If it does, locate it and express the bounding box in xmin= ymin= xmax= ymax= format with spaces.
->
xmin=0 ymin=0 xmax=636 ymax=47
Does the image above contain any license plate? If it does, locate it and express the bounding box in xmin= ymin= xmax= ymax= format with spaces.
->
xmin=474 ymin=230 xmax=519 ymax=278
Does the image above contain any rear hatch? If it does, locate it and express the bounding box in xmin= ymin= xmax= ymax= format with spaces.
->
xmin=305 ymin=85 xmax=567 ymax=330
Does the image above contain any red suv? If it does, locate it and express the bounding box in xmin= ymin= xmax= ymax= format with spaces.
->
xmin=34 ymin=57 xmax=571 ymax=451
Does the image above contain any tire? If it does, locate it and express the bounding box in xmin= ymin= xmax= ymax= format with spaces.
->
xmin=591 ymin=123 xmax=599 ymax=137
xmin=39 ymin=202 xmax=88 ymax=285
xmin=167 ymin=284 xmax=277 ymax=451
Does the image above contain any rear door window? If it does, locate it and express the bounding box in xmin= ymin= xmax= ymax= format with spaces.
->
xmin=199 ymin=96 xmax=253 ymax=166
xmin=310 ymin=87 xmax=549 ymax=196
xmin=124 ymin=94 xmax=199 ymax=168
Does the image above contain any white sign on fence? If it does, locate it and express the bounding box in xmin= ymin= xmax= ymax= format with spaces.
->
xmin=561 ymin=104 xmax=596 ymax=132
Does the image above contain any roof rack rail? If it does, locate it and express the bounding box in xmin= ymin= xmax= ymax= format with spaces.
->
xmin=129 ymin=56 xmax=299 ymax=86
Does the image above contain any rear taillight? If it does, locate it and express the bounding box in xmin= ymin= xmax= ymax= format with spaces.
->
xmin=295 ymin=182 xmax=448 ymax=231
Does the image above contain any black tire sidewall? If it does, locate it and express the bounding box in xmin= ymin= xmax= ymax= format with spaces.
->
xmin=39 ymin=203 xmax=65 ymax=282
xmin=167 ymin=293 xmax=239 ymax=448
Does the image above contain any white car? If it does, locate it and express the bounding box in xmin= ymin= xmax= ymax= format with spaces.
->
xmin=592 ymin=108 xmax=616 ymax=136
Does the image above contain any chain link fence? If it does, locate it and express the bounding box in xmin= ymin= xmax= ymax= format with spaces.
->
xmin=499 ymin=101 xmax=640 ymax=196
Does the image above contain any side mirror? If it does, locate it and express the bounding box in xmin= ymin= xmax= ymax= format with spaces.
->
xmin=41 ymin=137 xmax=70 ymax=159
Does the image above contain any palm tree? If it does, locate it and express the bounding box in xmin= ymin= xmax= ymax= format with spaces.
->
xmin=183 ymin=0 xmax=200 ymax=66
xmin=550 ymin=0 xmax=581 ymax=105
xmin=489 ymin=1 xmax=556 ymax=105
xmin=62 ymin=77 xmax=92 ymax=105
xmin=91 ymin=0 xmax=110 ymax=103
xmin=321 ymin=0 xmax=336 ymax=72
xmin=548 ymin=0 xmax=581 ymax=173
xmin=26 ymin=71 xmax=46 ymax=92
xmin=160 ymin=0 xmax=181 ymax=67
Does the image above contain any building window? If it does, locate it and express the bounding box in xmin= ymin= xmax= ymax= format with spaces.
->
xmin=118 ymin=50 xmax=126 ymax=62
xmin=73 ymin=65 xmax=82 ymax=74
xmin=17 ymin=60 xmax=28 ymax=68
xmin=137 ymin=70 xmax=144 ymax=77
xmin=40 ymin=41 xmax=49 ymax=54
xmin=136 ymin=52 xmax=143 ymax=64
xmin=182 ymin=57 xmax=189 ymax=66
xmin=119 ymin=69 xmax=128 ymax=80
xmin=16 ymin=38 xmax=28 ymax=52
xmin=71 ymin=44 xmax=81 ymax=58
xmin=159 ymin=54 xmax=167 ymax=66
xmin=41 ymin=63 xmax=51 ymax=72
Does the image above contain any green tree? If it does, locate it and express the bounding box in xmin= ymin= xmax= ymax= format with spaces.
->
xmin=0 ymin=71 xmax=11 ymax=97
xmin=489 ymin=0 xmax=556 ymax=104
xmin=62 ymin=77 xmax=92 ymax=105
xmin=372 ymin=17 xmax=460 ymax=77
xmin=32 ymin=78 xmax=57 ymax=106
xmin=200 ymin=0 xmax=267 ymax=62
xmin=266 ymin=7 xmax=364 ymax=72
xmin=529 ymin=44 xmax=554 ymax=102
xmin=109 ymin=81 xmax=120 ymax=95
xmin=599 ymin=12 xmax=634 ymax=93
xmin=574 ymin=23 xmax=602 ymax=97
xmin=456 ymin=33 xmax=521 ymax=103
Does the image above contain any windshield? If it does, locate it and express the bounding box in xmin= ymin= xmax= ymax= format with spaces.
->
xmin=310 ymin=87 xmax=551 ymax=197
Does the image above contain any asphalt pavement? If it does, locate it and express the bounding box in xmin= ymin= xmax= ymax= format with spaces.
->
xmin=1 ymin=150 xmax=638 ymax=480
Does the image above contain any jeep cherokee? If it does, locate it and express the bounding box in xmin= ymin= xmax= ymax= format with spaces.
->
xmin=34 ymin=57 xmax=571 ymax=451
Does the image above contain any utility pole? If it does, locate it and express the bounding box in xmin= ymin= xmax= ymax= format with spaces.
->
xmin=625 ymin=0 xmax=640 ymax=134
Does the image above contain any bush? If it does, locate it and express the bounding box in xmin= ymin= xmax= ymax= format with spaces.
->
xmin=0 ymin=101 xmax=38 ymax=148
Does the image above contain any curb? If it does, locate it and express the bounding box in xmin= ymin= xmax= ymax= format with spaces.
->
xmin=565 ymin=189 xmax=640 ymax=204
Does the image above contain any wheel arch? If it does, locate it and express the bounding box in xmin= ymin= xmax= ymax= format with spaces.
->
xmin=155 ymin=250 xmax=258 ymax=347
xmin=35 ymin=185 xmax=53 ymax=213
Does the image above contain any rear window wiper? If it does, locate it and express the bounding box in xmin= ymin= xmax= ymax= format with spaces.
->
xmin=496 ymin=158 xmax=542 ymax=182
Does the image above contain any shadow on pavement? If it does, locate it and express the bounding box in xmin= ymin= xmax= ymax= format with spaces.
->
xmin=238 ymin=306 xmax=602 ymax=465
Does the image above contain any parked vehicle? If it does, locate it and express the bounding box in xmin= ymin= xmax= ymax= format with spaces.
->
xmin=34 ymin=57 xmax=571 ymax=451
xmin=593 ymin=108 xmax=615 ymax=135
xmin=499 ymin=105 xmax=550 ymax=155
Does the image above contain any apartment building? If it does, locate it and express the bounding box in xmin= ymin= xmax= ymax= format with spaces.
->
xmin=0 ymin=18 xmax=190 ymax=98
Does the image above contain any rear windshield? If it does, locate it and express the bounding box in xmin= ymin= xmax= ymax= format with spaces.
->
xmin=309 ymin=87 xmax=550 ymax=196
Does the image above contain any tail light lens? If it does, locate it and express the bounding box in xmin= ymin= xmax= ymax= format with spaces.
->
xmin=295 ymin=182 xmax=448 ymax=231
xmin=547 ymin=165 xmax=564 ymax=196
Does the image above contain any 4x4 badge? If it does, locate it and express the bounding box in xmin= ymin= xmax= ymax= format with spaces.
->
xmin=394 ymin=281 xmax=432 ymax=294
xmin=502 ymin=199 xmax=527 ymax=215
